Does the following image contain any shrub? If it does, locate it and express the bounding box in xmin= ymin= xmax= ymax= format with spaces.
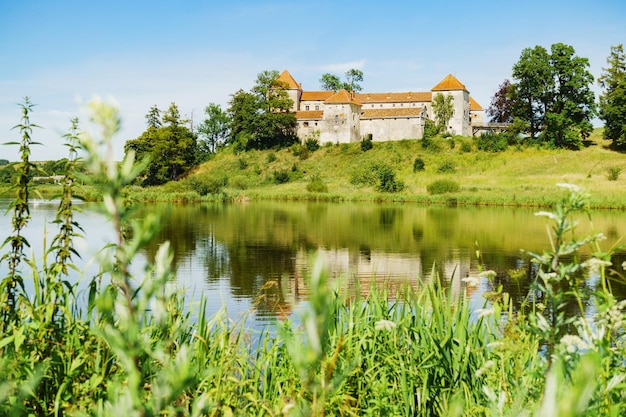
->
xmin=413 ymin=157 xmax=425 ymax=172
xmin=423 ymin=119 xmax=439 ymax=140
xmin=273 ymin=169 xmax=290 ymax=184
xmin=305 ymin=137 xmax=320 ymax=152
xmin=476 ymin=132 xmax=508 ymax=152
xmin=187 ymin=174 xmax=228 ymax=195
xmin=460 ymin=140 xmax=472 ymax=153
xmin=437 ymin=159 xmax=456 ymax=173
xmin=606 ymin=166 xmax=622 ymax=181
xmin=267 ymin=152 xmax=276 ymax=163
xmin=306 ymin=174 xmax=328 ymax=193
xmin=427 ymin=179 xmax=460 ymax=195
xmin=361 ymin=135 xmax=373 ymax=152
xmin=376 ymin=165 xmax=405 ymax=193
xmin=229 ymin=175 xmax=249 ymax=190
xmin=237 ymin=157 xmax=248 ymax=170
xmin=350 ymin=163 xmax=380 ymax=187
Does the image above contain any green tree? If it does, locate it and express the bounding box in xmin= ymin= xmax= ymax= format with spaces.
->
xmin=227 ymin=70 xmax=297 ymax=150
xmin=431 ymin=93 xmax=454 ymax=133
xmin=511 ymin=43 xmax=595 ymax=148
xmin=319 ymin=68 xmax=364 ymax=92
xmin=197 ymin=103 xmax=230 ymax=157
xmin=598 ymin=44 xmax=626 ymax=148
xmin=124 ymin=103 xmax=198 ymax=186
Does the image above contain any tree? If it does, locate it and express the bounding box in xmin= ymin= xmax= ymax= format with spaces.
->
xmin=319 ymin=68 xmax=364 ymax=92
xmin=510 ymin=43 xmax=595 ymax=148
xmin=487 ymin=79 xmax=515 ymax=123
xmin=124 ymin=103 xmax=199 ymax=186
xmin=431 ymin=93 xmax=454 ymax=134
xmin=197 ymin=103 xmax=230 ymax=157
xmin=598 ymin=44 xmax=626 ymax=148
xmin=227 ymin=70 xmax=298 ymax=150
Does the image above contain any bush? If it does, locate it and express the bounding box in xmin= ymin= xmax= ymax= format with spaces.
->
xmin=237 ymin=157 xmax=248 ymax=170
xmin=423 ymin=119 xmax=439 ymax=140
xmin=273 ymin=169 xmax=290 ymax=184
xmin=476 ymin=132 xmax=508 ymax=152
xmin=361 ymin=135 xmax=373 ymax=152
xmin=306 ymin=174 xmax=328 ymax=193
xmin=460 ymin=140 xmax=472 ymax=153
xmin=606 ymin=166 xmax=622 ymax=181
xmin=376 ymin=165 xmax=404 ymax=193
xmin=305 ymin=137 xmax=320 ymax=152
xmin=187 ymin=175 xmax=228 ymax=195
xmin=267 ymin=152 xmax=276 ymax=163
xmin=413 ymin=157 xmax=425 ymax=172
xmin=427 ymin=179 xmax=460 ymax=195
xmin=350 ymin=163 xmax=380 ymax=187
xmin=437 ymin=159 xmax=456 ymax=173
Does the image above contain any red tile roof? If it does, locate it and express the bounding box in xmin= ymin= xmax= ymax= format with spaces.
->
xmin=295 ymin=110 xmax=323 ymax=120
xmin=469 ymin=96 xmax=483 ymax=111
xmin=276 ymin=70 xmax=301 ymax=90
xmin=356 ymin=92 xmax=432 ymax=103
xmin=361 ymin=107 xmax=424 ymax=119
xmin=431 ymin=74 xmax=469 ymax=92
xmin=301 ymin=91 xmax=334 ymax=101
xmin=324 ymin=89 xmax=362 ymax=105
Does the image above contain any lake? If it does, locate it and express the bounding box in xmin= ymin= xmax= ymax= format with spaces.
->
xmin=2 ymin=198 xmax=625 ymax=327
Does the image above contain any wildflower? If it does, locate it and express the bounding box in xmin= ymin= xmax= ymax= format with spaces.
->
xmin=476 ymin=308 xmax=494 ymax=318
xmin=461 ymin=276 xmax=480 ymax=287
xmin=475 ymin=360 xmax=495 ymax=377
xmin=622 ymin=261 xmax=626 ymax=271
xmin=479 ymin=270 xmax=497 ymax=279
xmin=535 ymin=211 xmax=558 ymax=220
xmin=375 ymin=319 xmax=397 ymax=331
xmin=556 ymin=183 xmax=581 ymax=193
xmin=559 ymin=334 xmax=588 ymax=353
xmin=584 ymin=258 xmax=612 ymax=275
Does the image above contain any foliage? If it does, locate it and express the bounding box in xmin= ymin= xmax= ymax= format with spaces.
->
xmin=306 ymin=174 xmax=328 ymax=193
xmin=185 ymin=174 xmax=228 ymax=195
xmin=197 ymin=102 xmax=230 ymax=157
xmin=605 ymin=166 xmax=622 ymax=181
xmin=476 ymin=132 xmax=509 ymax=152
xmin=361 ymin=136 xmax=373 ymax=152
xmin=266 ymin=152 xmax=276 ymax=163
xmin=437 ymin=159 xmax=456 ymax=173
xmin=228 ymin=70 xmax=298 ymax=150
xmin=598 ymin=44 xmax=626 ymax=148
xmin=511 ymin=43 xmax=596 ymax=148
xmin=432 ymin=92 xmax=455 ymax=134
xmin=422 ymin=119 xmax=440 ymax=141
xmin=413 ymin=157 xmax=425 ymax=172
xmin=487 ymin=79 xmax=515 ymax=123
xmin=273 ymin=169 xmax=290 ymax=184
xmin=427 ymin=179 xmax=460 ymax=194
xmin=124 ymin=103 xmax=198 ymax=186
xmin=0 ymin=159 xmax=9 ymax=166
xmin=319 ymin=68 xmax=364 ymax=92
xmin=376 ymin=165 xmax=405 ymax=193
xmin=304 ymin=136 xmax=320 ymax=152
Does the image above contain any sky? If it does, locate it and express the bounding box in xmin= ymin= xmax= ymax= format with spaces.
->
xmin=1 ymin=0 xmax=624 ymax=161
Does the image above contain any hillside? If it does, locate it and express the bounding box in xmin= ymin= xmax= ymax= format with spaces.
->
xmin=169 ymin=129 xmax=625 ymax=208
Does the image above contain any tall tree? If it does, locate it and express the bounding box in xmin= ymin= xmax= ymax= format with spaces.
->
xmin=319 ymin=69 xmax=364 ymax=92
xmin=598 ymin=44 xmax=626 ymax=148
xmin=124 ymin=103 xmax=199 ymax=186
xmin=431 ymin=93 xmax=454 ymax=133
xmin=227 ymin=70 xmax=297 ymax=150
xmin=510 ymin=43 xmax=595 ymax=148
xmin=487 ymin=79 xmax=515 ymax=123
xmin=197 ymin=103 xmax=230 ymax=156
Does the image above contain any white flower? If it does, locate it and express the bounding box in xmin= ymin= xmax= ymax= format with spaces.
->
xmin=476 ymin=308 xmax=494 ymax=318
xmin=375 ymin=319 xmax=397 ymax=331
xmin=559 ymin=334 xmax=588 ymax=353
xmin=475 ymin=360 xmax=495 ymax=377
xmin=584 ymin=258 xmax=612 ymax=275
xmin=462 ymin=276 xmax=480 ymax=287
xmin=556 ymin=183 xmax=581 ymax=193
xmin=479 ymin=270 xmax=497 ymax=279
xmin=622 ymin=261 xmax=626 ymax=271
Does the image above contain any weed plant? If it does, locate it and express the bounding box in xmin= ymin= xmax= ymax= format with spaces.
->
xmin=1 ymin=99 xmax=625 ymax=416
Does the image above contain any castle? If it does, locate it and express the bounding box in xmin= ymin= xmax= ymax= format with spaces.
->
xmin=275 ymin=70 xmax=484 ymax=144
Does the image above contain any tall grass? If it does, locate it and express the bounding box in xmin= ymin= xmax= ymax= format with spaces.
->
xmin=0 ymin=99 xmax=625 ymax=415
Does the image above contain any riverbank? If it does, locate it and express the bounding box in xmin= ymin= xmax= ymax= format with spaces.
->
xmin=3 ymin=128 xmax=625 ymax=209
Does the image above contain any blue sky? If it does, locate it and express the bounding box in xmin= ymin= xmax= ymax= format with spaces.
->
xmin=1 ymin=0 xmax=624 ymax=161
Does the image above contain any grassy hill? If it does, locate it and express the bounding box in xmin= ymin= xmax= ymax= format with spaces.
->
xmin=153 ymin=128 xmax=625 ymax=208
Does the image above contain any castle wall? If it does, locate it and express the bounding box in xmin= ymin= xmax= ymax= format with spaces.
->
xmin=360 ymin=117 xmax=424 ymax=141
xmin=319 ymin=103 xmax=361 ymax=144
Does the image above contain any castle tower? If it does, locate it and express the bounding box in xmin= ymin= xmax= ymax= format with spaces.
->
xmin=275 ymin=70 xmax=302 ymax=112
xmin=319 ymin=89 xmax=362 ymax=144
xmin=431 ymin=74 xmax=471 ymax=136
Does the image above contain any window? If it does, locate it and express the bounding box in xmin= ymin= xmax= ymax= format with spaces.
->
xmin=392 ymin=103 xmax=396 ymax=107
xmin=303 ymin=121 xmax=309 ymax=127
xmin=305 ymin=105 xmax=310 ymax=110
xmin=315 ymin=105 xmax=319 ymax=110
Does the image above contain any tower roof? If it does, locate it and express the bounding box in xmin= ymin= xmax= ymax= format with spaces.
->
xmin=469 ymin=96 xmax=483 ymax=111
xmin=275 ymin=70 xmax=301 ymax=90
xmin=431 ymin=74 xmax=469 ymax=92
xmin=324 ymin=89 xmax=362 ymax=105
